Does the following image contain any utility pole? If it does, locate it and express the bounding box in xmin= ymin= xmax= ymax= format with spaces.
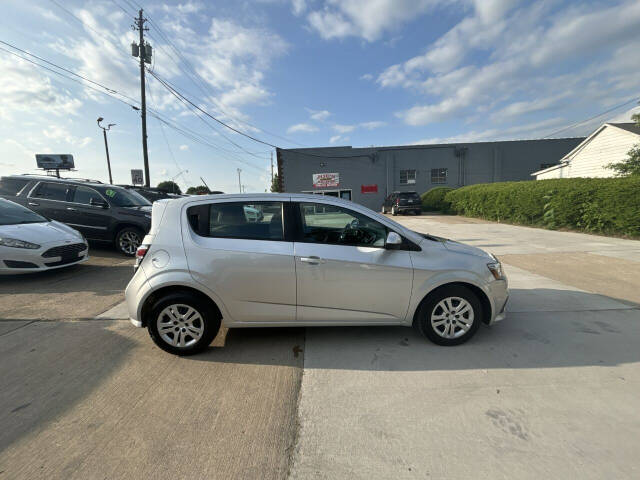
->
xmin=237 ymin=168 xmax=242 ymax=193
xmin=97 ymin=117 xmax=115 ymax=184
xmin=132 ymin=10 xmax=151 ymax=187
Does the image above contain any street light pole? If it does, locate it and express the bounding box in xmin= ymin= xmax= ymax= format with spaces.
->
xmin=97 ymin=117 xmax=115 ymax=184
xmin=237 ymin=168 xmax=242 ymax=193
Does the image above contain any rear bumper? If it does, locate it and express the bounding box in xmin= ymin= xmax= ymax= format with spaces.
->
xmin=396 ymin=205 xmax=421 ymax=211
xmin=124 ymin=265 xmax=151 ymax=328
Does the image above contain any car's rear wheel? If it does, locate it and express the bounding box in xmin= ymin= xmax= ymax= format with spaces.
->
xmin=147 ymin=292 xmax=220 ymax=356
xmin=115 ymin=226 xmax=143 ymax=256
xmin=414 ymin=285 xmax=482 ymax=346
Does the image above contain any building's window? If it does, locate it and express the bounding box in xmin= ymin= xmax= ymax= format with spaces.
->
xmin=399 ymin=169 xmax=416 ymax=185
xmin=431 ymin=168 xmax=448 ymax=184
xmin=540 ymin=163 xmax=556 ymax=170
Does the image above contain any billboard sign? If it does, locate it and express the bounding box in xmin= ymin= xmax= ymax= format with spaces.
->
xmin=35 ymin=154 xmax=74 ymax=170
xmin=131 ymin=169 xmax=144 ymax=185
xmin=312 ymin=172 xmax=339 ymax=188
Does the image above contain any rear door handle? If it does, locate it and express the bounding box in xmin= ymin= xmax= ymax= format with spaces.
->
xmin=299 ymin=256 xmax=324 ymax=265
xmin=28 ymin=201 xmax=39 ymax=206
xmin=66 ymin=207 xmax=77 ymax=211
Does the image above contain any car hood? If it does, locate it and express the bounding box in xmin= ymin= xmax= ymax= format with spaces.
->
xmin=0 ymin=220 xmax=83 ymax=244
xmin=417 ymin=232 xmax=493 ymax=260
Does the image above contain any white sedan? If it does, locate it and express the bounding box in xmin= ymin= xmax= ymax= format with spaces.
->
xmin=0 ymin=198 xmax=88 ymax=274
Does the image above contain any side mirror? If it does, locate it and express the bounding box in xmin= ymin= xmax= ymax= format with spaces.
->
xmin=385 ymin=231 xmax=403 ymax=248
xmin=90 ymin=198 xmax=109 ymax=209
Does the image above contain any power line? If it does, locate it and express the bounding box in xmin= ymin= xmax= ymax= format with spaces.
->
xmin=542 ymin=97 xmax=640 ymax=138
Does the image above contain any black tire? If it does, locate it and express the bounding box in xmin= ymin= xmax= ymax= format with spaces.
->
xmin=414 ymin=285 xmax=482 ymax=346
xmin=114 ymin=226 xmax=144 ymax=256
xmin=381 ymin=205 xmax=386 ymax=214
xmin=392 ymin=206 xmax=398 ymax=216
xmin=147 ymin=292 xmax=220 ymax=356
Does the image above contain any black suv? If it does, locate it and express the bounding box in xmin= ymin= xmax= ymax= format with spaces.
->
xmin=0 ymin=175 xmax=152 ymax=256
xmin=381 ymin=191 xmax=422 ymax=216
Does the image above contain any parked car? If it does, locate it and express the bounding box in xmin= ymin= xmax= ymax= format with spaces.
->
xmin=382 ymin=191 xmax=422 ymax=216
xmin=125 ymin=193 xmax=508 ymax=355
xmin=0 ymin=198 xmax=88 ymax=274
xmin=119 ymin=185 xmax=182 ymax=203
xmin=0 ymin=175 xmax=151 ymax=256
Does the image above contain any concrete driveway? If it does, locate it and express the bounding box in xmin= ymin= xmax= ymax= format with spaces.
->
xmin=1 ymin=217 xmax=639 ymax=479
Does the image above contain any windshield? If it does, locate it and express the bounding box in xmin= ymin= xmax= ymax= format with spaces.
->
xmin=0 ymin=199 xmax=48 ymax=225
xmin=103 ymin=187 xmax=151 ymax=207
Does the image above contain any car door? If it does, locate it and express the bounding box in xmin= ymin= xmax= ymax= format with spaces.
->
xmin=293 ymin=200 xmax=414 ymax=324
xmin=67 ymin=185 xmax=112 ymax=239
xmin=183 ymin=198 xmax=296 ymax=323
xmin=26 ymin=182 xmax=72 ymax=220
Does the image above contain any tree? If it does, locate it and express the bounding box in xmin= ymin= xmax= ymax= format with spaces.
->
xmin=156 ymin=180 xmax=182 ymax=194
xmin=608 ymin=113 xmax=640 ymax=176
xmin=270 ymin=173 xmax=281 ymax=192
xmin=186 ymin=185 xmax=211 ymax=195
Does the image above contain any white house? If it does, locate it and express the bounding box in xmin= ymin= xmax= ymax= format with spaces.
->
xmin=532 ymin=122 xmax=640 ymax=179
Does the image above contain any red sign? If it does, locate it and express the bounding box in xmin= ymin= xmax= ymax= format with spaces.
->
xmin=361 ymin=184 xmax=378 ymax=194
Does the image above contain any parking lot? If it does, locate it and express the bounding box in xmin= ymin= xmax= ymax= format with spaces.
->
xmin=1 ymin=216 xmax=639 ymax=479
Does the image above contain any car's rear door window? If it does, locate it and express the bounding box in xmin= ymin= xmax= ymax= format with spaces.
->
xmin=298 ymin=202 xmax=387 ymax=247
xmin=31 ymin=182 xmax=71 ymax=201
xmin=72 ymin=186 xmax=103 ymax=205
xmin=188 ymin=201 xmax=284 ymax=241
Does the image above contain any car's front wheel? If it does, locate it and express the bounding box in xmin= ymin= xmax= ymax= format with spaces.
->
xmin=414 ymin=285 xmax=482 ymax=346
xmin=115 ymin=226 xmax=143 ymax=256
xmin=147 ymin=292 xmax=220 ymax=355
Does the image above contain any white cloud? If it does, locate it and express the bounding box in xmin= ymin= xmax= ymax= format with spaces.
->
xmin=332 ymin=124 xmax=356 ymax=133
xmin=0 ymin=56 xmax=82 ymax=120
xmin=179 ymin=144 xmax=189 ymax=151
xmin=360 ymin=73 xmax=373 ymax=81
xmin=306 ymin=0 xmax=448 ymax=42
xmin=292 ymin=0 xmax=307 ymax=16
xmin=360 ymin=121 xmax=386 ymax=130
xmin=42 ymin=125 xmax=92 ymax=148
xmin=382 ymin=0 xmax=640 ymax=131
xmin=329 ymin=134 xmax=348 ymax=144
xmin=287 ymin=123 xmax=319 ymax=133
xmin=307 ymin=108 xmax=331 ymax=121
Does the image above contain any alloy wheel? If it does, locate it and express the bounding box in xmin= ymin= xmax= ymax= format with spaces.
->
xmin=430 ymin=296 xmax=474 ymax=339
xmin=156 ymin=304 xmax=204 ymax=348
xmin=119 ymin=231 xmax=141 ymax=255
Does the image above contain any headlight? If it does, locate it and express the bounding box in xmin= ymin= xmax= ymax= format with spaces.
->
xmin=0 ymin=237 xmax=41 ymax=249
xmin=487 ymin=261 xmax=504 ymax=280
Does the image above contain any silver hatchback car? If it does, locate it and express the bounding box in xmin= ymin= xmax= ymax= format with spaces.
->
xmin=125 ymin=193 xmax=508 ymax=355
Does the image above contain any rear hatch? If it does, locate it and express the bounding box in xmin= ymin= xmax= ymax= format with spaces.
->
xmin=398 ymin=192 xmax=420 ymax=206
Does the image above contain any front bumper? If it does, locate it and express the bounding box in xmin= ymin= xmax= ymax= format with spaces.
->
xmin=0 ymin=241 xmax=88 ymax=275
xmin=487 ymin=278 xmax=508 ymax=324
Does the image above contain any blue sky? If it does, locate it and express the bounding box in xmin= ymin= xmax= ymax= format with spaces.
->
xmin=1 ymin=0 xmax=640 ymax=192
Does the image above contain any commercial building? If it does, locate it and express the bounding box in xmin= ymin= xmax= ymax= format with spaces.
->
xmin=532 ymin=123 xmax=639 ymax=179
xmin=276 ymin=137 xmax=583 ymax=210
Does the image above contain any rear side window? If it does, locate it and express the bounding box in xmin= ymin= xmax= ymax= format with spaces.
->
xmin=187 ymin=201 xmax=284 ymax=241
xmin=31 ymin=182 xmax=71 ymax=201
xmin=72 ymin=186 xmax=103 ymax=205
xmin=0 ymin=177 xmax=29 ymax=196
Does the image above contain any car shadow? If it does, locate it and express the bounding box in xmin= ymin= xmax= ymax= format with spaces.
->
xmin=188 ymin=288 xmax=640 ymax=371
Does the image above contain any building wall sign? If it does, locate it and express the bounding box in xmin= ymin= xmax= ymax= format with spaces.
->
xmin=361 ymin=184 xmax=378 ymax=194
xmin=313 ymin=172 xmax=339 ymax=188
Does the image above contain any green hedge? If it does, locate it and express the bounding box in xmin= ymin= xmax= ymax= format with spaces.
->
xmin=444 ymin=177 xmax=640 ymax=237
xmin=421 ymin=187 xmax=454 ymax=212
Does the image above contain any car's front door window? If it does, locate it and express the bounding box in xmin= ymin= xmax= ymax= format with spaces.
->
xmin=298 ymin=202 xmax=387 ymax=247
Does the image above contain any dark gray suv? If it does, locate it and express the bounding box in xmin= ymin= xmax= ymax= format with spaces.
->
xmin=0 ymin=175 xmax=152 ymax=256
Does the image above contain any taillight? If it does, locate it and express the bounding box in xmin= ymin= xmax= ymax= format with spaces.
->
xmin=396 ymin=198 xmax=400 ymax=205
xmin=135 ymin=244 xmax=149 ymax=268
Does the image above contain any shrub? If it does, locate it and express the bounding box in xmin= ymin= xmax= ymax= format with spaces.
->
xmin=421 ymin=187 xmax=454 ymax=212
xmin=444 ymin=177 xmax=640 ymax=237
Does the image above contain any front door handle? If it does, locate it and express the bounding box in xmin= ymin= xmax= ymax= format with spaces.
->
xmin=66 ymin=207 xmax=77 ymax=211
xmin=299 ymin=256 xmax=324 ymax=265
xmin=28 ymin=202 xmax=39 ymax=206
